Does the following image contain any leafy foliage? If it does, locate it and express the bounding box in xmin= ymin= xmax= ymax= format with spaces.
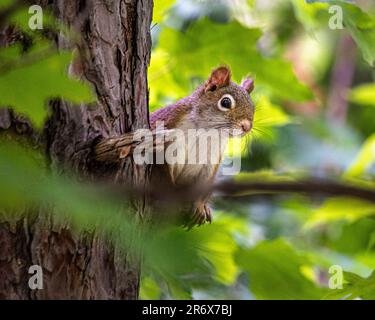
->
xmin=0 ymin=5 xmax=95 ymax=127
xmin=236 ymin=239 xmax=326 ymax=299
xmin=150 ymin=18 xmax=313 ymax=106
xmin=340 ymin=2 xmax=375 ymax=66
xmin=152 ymin=0 xmax=175 ymax=24
xmin=324 ymin=271 xmax=375 ymax=300
xmin=308 ymin=0 xmax=375 ymax=66
xmin=0 ymin=45 xmax=95 ymax=126
xmin=305 ymin=198 xmax=375 ymax=227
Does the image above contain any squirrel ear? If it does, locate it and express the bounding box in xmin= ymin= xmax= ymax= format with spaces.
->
xmin=241 ymin=78 xmax=255 ymax=94
xmin=205 ymin=66 xmax=231 ymax=93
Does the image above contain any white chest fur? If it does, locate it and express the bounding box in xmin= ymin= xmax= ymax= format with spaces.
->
xmin=165 ymin=128 xmax=228 ymax=186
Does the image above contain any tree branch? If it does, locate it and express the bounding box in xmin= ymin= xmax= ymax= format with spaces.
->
xmin=213 ymin=179 xmax=375 ymax=203
xmin=94 ymin=135 xmax=375 ymax=204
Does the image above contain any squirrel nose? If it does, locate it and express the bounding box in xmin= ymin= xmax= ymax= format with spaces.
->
xmin=240 ymin=119 xmax=252 ymax=133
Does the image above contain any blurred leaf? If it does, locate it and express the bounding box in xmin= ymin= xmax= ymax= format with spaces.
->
xmin=153 ymin=0 xmax=175 ymax=23
xmin=0 ymin=44 xmax=21 ymax=60
xmin=0 ymin=141 xmax=135 ymax=236
xmin=154 ymin=18 xmax=313 ymax=103
xmin=0 ymin=45 xmax=96 ymax=127
xmin=309 ymin=1 xmax=375 ymax=66
xmin=344 ymin=134 xmax=375 ymax=178
xmin=341 ymin=2 xmax=375 ymax=66
xmin=145 ymin=215 xmax=246 ymax=288
xmin=323 ymin=271 xmax=375 ymax=300
xmin=140 ymin=277 xmax=161 ymax=300
xmin=9 ymin=5 xmax=61 ymax=34
xmin=236 ymin=239 xmax=325 ymax=299
xmin=0 ymin=0 xmax=13 ymax=9
xmin=349 ymin=83 xmax=375 ymax=107
xmin=196 ymin=215 xmax=247 ymax=285
xmin=341 ymin=4 xmax=375 ymax=66
xmin=330 ymin=218 xmax=375 ymax=255
xmin=149 ymin=48 xmax=187 ymax=110
xmin=305 ymin=198 xmax=375 ymax=228
xmin=0 ymin=142 xmax=242 ymax=295
xmin=291 ymin=0 xmax=328 ymax=31
xmin=368 ymin=231 xmax=375 ymax=250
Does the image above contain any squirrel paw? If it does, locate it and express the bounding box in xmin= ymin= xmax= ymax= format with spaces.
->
xmin=185 ymin=203 xmax=212 ymax=229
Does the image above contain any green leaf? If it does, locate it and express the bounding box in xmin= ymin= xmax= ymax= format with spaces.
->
xmin=344 ymin=133 xmax=375 ymax=178
xmin=149 ymin=48 xmax=187 ymax=110
xmin=349 ymin=83 xmax=375 ymax=107
xmin=140 ymin=277 xmax=161 ymax=300
xmin=144 ymin=215 xmax=246 ymax=287
xmin=305 ymin=198 xmax=375 ymax=228
xmin=330 ymin=218 xmax=375 ymax=255
xmin=291 ymin=0 xmax=329 ymax=31
xmin=342 ymin=3 xmax=375 ymax=66
xmin=2 ymin=4 xmax=64 ymax=35
xmin=0 ymin=0 xmax=13 ymax=8
xmin=236 ymin=239 xmax=325 ymax=299
xmin=152 ymin=0 xmax=175 ymax=24
xmin=323 ymin=271 xmax=375 ymax=300
xmin=0 ymin=46 xmax=96 ymax=127
xmin=308 ymin=1 xmax=375 ymax=66
xmin=154 ymin=18 xmax=313 ymax=103
xmin=0 ymin=141 xmax=239 ymax=293
xmin=195 ymin=215 xmax=246 ymax=285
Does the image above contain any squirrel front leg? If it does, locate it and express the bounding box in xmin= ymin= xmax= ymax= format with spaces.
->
xmin=187 ymin=200 xmax=212 ymax=228
xmin=182 ymin=163 xmax=220 ymax=228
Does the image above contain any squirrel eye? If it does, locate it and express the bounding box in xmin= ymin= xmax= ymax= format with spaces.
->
xmin=218 ymin=94 xmax=235 ymax=111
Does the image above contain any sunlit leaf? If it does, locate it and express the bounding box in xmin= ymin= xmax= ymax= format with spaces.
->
xmin=153 ymin=0 xmax=175 ymax=24
xmin=305 ymin=198 xmax=375 ymax=228
xmin=149 ymin=48 xmax=187 ymax=110
xmin=349 ymin=83 xmax=375 ymax=107
xmin=344 ymin=134 xmax=375 ymax=178
xmin=140 ymin=277 xmax=161 ymax=300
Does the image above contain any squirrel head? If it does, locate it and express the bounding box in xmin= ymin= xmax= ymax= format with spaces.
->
xmin=192 ymin=66 xmax=255 ymax=137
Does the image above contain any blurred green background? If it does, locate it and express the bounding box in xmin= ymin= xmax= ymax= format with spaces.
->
xmin=1 ymin=0 xmax=375 ymax=300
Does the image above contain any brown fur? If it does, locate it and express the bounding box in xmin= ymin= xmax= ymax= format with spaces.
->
xmin=150 ymin=66 xmax=255 ymax=227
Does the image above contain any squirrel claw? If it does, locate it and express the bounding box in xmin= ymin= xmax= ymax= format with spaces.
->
xmin=184 ymin=204 xmax=212 ymax=230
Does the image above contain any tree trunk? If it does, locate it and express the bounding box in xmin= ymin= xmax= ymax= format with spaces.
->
xmin=0 ymin=0 xmax=153 ymax=299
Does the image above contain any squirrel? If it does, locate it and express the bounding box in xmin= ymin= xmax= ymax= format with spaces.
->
xmin=148 ymin=66 xmax=255 ymax=227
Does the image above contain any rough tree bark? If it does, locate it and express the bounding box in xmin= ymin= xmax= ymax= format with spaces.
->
xmin=0 ymin=0 xmax=153 ymax=299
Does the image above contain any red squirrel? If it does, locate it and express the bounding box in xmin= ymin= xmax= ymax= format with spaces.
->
xmin=149 ymin=66 xmax=255 ymax=227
